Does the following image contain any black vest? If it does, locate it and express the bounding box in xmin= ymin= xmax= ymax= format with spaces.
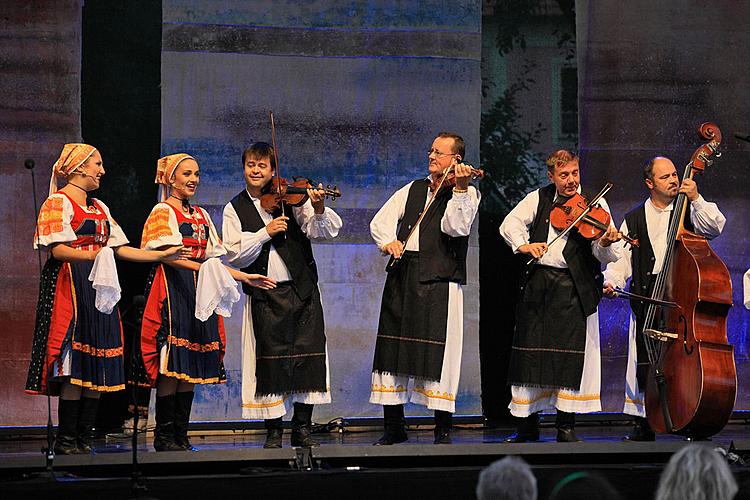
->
xmin=527 ymin=184 xmax=603 ymax=316
xmin=394 ymin=179 xmax=469 ymax=285
xmin=229 ymin=190 xmax=318 ymax=300
xmin=624 ymin=200 xmax=693 ymax=321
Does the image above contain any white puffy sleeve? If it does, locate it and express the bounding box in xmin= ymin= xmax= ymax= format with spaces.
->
xmin=222 ymin=202 xmax=271 ymax=269
xmin=370 ymin=182 xmax=412 ymax=250
xmin=140 ymin=203 xmax=182 ymax=250
xmin=499 ymin=190 xmax=539 ymax=252
xmin=292 ymin=199 xmax=342 ymax=241
xmin=440 ymin=186 xmax=480 ymax=237
xmin=34 ymin=194 xmax=77 ymax=250
xmin=603 ymin=219 xmax=633 ymax=289
xmin=590 ymin=197 xmax=622 ymax=265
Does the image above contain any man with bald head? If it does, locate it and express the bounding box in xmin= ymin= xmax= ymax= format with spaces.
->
xmin=603 ymin=156 xmax=726 ymax=441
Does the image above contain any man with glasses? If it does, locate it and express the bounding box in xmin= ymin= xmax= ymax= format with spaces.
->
xmin=369 ymin=132 xmax=480 ymax=445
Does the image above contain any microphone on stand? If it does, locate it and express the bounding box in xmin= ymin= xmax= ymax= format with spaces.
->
xmin=733 ymin=132 xmax=750 ymax=143
xmin=25 ymin=158 xmax=35 ymax=170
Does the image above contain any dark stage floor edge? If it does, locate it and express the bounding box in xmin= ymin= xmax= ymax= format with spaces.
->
xmin=2 ymin=423 xmax=750 ymax=500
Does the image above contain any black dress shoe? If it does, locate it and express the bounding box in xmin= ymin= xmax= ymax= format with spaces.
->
xmin=263 ymin=428 xmax=283 ymax=449
xmin=434 ymin=429 xmax=452 ymax=444
xmin=291 ymin=428 xmax=320 ymax=448
xmin=556 ymin=427 xmax=583 ymax=442
xmin=373 ymin=428 xmax=408 ymax=445
xmin=623 ymin=417 xmax=655 ymax=442
xmin=504 ymin=413 xmax=540 ymax=442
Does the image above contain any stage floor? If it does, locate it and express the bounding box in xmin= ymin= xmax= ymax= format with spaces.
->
xmin=2 ymin=422 xmax=750 ymax=499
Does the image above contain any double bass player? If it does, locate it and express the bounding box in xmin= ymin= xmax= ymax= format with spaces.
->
xmin=603 ymin=155 xmax=726 ymax=441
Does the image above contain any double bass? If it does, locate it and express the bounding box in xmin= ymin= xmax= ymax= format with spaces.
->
xmin=643 ymin=122 xmax=736 ymax=439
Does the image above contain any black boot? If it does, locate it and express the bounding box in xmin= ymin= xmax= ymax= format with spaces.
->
xmin=264 ymin=417 xmax=283 ymax=449
xmin=54 ymin=398 xmax=81 ymax=455
xmin=556 ymin=410 xmax=582 ymax=442
xmin=623 ymin=416 xmax=655 ymax=442
xmin=433 ymin=410 xmax=453 ymax=444
xmin=174 ymin=391 xmax=197 ymax=451
xmin=76 ymin=397 xmax=99 ymax=453
xmin=373 ymin=404 xmax=408 ymax=446
xmin=291 ymin=403 xmax=319 ymax=447
xmin=153 ymin=394 xmax=182 ymax=451
xmin=504 ymin=413 xmax=540 ymax=443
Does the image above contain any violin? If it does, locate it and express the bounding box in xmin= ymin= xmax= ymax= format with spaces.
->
xmin=264 ymin=110 xmax=341 ymax=215
xmin=551 ymin=191 xmax=639 ymax=247
xmin=260 ymin=177 xmax=341 ymax=214
xmin=429 ymin=165 xmax=484 ymax=192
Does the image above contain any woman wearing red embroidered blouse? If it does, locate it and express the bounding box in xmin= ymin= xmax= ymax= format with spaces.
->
xmin=26 ymin=143 xmax=186 ymax=455
xmin=133 ymin=153 xmax=275 ymax=452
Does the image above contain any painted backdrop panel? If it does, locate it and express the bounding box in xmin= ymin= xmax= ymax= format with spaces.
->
xmin=161 ymin=0 xmax=483 ymax=420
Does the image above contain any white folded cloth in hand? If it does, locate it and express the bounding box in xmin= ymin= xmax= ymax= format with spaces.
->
xmin=88 ymin=246 xmax=121 ymax=314
xmin=195 ymin=257 xmax=240 ymax=321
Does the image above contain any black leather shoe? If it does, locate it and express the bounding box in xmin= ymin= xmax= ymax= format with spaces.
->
xmin=291 ymin=428 xmax=320 ymax=447
xmin=434 ymin=429 xmax=452 ymax=444
xmin=373 ymin=429 xmax=408 ymax=446
xmin=504 ymin=413 xmax=540 ymax=442
xmin=373 ymin=404 xmax=408 ymax=445
xmin=264 ymin=428 xmax=283 ymax=449
xmin=54 ymin=434 xmax=80 ymax=455
xmin=623 ymin=416 xmax=655 ymax=442
xmin=291 ymin=403 xmax=319 ymax=447
xmin=556 ymin=427 xmax=583 ymax=442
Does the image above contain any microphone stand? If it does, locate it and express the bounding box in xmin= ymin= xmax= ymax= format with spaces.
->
xmin=125 ymin=295 xmax=159 ymax=500
xmin=26 ymin=158 xmax=58 ymax=477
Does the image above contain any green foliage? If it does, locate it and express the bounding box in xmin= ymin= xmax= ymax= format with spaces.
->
xmin=479 ymin=0 xmax=576 ymax=215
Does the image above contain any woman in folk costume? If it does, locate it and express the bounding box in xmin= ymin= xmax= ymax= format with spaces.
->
xmin=133 ymin=153 xmax=275 ymax=452
xmin=26 ymin=143 xmax=186 ymax=455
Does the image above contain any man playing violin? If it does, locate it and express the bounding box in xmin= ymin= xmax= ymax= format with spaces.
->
xmin=369 ymin=132 xmax=480 ymax=445
xmin=603 ymin=156 xmax=725 ymax=441
xmin=499 ymin=150 xmax=622 ymax=442
xmin=222 ymin=142 xmax=343 ymax=448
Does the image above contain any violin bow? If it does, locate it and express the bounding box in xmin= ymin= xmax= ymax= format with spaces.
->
xmin=526 ymin=182 xmax=613 ymax=266
xmin=388 ymin=164 xmax=454 ymax=269
xmin=269 ymin=111 xmax=286 ymax=240
xmin=612 ymin=287 xmax=679 ymax=309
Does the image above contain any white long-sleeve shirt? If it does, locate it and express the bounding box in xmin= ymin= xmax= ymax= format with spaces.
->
xmin=603 ymin=195 xmax=726 ymax=289
xmin=499 ymin=188 xmax=622 ymax=268
xmin=223 ymin=191 xmax=342 ymax=281
xmin=369 ymin=181 xmax=480 ymax=251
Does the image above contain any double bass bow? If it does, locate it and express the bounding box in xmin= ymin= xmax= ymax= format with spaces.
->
xmin=642 ymin=122 xmax=736 ymax=439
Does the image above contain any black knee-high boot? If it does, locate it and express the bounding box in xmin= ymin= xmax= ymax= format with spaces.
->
xmin=434 ymin=410 xmax=453 ymax=444
xmin=76 ymin=397 xmax=99 ymax=453
xmin=373 ymin=404 xmax=407 ymax=446
xmin=55 ymin=398 xmax=81 ymax=455
xmin=504 ymin=412 xmax=540 ymax=443
xmin=154 ymin=394 xmax=182 ymax=452
xmin=556 ymin=410 xmax=582 ymax=442
xmin=291 ymin=403 xmax=319 ymax=447
xmin=264 ymin=417 xmax=283 ymax=449
xmin=174 ymin=391 xmax=197 ymax=451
